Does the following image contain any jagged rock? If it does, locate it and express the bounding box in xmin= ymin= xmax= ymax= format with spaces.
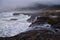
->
xmin=27 ymin=16 xmax=37 ymax=23
xmin=0 ymin=29 xmax=60 ymax=40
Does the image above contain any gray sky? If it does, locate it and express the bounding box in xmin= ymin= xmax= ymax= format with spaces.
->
xmin=0 ymin=0 xmax=60 ymax=11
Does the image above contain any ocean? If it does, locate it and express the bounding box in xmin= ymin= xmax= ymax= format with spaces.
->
xmin=0 ymin=11 xmax=57 ymax=37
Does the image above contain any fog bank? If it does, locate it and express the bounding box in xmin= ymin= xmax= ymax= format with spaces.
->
xmin=0 ymin=0 xmax=60 ymax=11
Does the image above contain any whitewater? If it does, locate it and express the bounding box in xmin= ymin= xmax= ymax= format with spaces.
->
xmin=0 ymin=11 xmax=55 ymax=37
xmin=0 ymin=12 xmax=32 ymax=37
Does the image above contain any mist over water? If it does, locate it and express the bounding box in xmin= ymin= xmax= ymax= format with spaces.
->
xmin=0 ymin=0 xmax=60 ymax=12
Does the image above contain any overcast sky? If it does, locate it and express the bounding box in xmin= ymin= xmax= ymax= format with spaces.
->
xmin=0 ymin=0 xmax=60 ymax=11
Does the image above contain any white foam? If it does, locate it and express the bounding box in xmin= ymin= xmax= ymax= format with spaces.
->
xmin=0 ymin=12 xmax=31 ymax=37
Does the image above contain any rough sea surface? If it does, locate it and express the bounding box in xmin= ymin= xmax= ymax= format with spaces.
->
xmin=0 ymin=12 xmax=31 ymax=37
xmin=0 ymin=11 xmax=57 ymax=37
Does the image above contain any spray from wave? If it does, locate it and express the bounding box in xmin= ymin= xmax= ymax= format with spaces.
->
xmin=0 ymin=12 xmax=32 ymax=37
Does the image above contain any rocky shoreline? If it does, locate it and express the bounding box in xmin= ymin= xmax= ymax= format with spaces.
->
xmin=0 ymin=29 xmax=60 ymax=40
xmin=0 ymin=14 xmax=60 ymax=40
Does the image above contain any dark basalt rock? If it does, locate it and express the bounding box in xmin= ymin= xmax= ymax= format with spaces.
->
xmin=53 ymin=23 xmax=60 ymax=29
xmin=33 ymin=17 xmax=48 ymax=24
xmin=0 ymin=29 xmax=60 ymax=40
xmin=27 ymin=16 xmax=37 ymax=23
xmin=29 ymin=17 xmax=49 ymax=27
xmin=48 ymin=18 xmax=60 ymax=29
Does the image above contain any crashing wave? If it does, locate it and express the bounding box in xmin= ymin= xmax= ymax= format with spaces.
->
xmin=0 ymin=12 xmax=31 ymax=37
xmin=0 ymin=12 xmax=60 ymax=37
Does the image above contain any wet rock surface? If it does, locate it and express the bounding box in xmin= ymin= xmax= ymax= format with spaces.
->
xmin=0 ymin=29 xmax=60 ymax=40
xmin=0 ymin=17 xmax=60 ymax=40
xmin=0 ymin=11 xmax=60 ymax=40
